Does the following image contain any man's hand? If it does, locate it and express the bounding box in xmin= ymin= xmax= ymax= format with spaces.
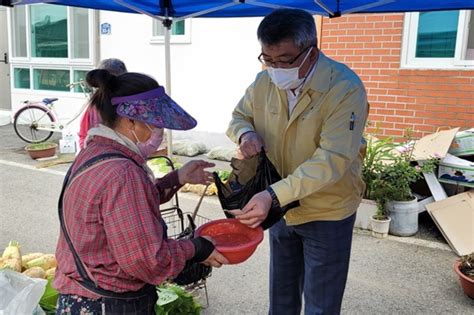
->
xmin=239 ymin=131 xmax=265 ymax=159
xmin=226 ymin=190 xmax=272 ymax=228
xmin=177 ymin=160 xmax=215 ymax=185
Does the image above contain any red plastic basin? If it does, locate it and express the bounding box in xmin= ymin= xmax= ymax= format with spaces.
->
xmin=195 ymin=218 xmax=264 ymax=264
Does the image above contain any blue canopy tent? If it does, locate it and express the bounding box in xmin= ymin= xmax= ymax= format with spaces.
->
xmin=5 ymin=0 xmax=474 ymax=151
xmin=6 ymin=1 xmax=474 ymax=17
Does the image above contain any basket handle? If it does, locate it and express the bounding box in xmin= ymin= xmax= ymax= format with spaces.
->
xmin=147 ymin=155 xmax=180 ymax=209
xmin=191 ymin=184 xmax=209 ymax=222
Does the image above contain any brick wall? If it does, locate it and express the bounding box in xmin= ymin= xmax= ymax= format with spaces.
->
xmin=320 ymin=13 xmax=474 ymax=140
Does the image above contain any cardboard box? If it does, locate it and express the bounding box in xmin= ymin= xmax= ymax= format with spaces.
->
xmin=426 ymin=191 xmax=474 ymax=256
xmin=412 ymin=128 xmax=459 ymax=161
xmin=438 ymin=154 xmax=474 ymax=188
xmin=449 ymin=128 xmax=474 ymax=157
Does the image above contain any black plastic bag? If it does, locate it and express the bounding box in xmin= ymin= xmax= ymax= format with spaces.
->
xmin=213 ymin=150 xmax=299 ymax=230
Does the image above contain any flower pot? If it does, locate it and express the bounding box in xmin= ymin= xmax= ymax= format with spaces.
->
xmin=25 ymin=142 xmax=58 ymax=160
xmin=454 ymin=260 xmax=474 ymax=299
xmin=386 ymin=197 xmax=418 ymax=237
xmin=370 ymin=215 xmax=391 ymax=239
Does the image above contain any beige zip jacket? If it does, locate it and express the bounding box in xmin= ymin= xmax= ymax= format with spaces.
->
xmin=227 ymin=53 xmax=368 ymax=225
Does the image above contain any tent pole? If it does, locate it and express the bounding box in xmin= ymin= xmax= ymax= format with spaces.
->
xmin=164 ymin=17 xmax=173 ymax=158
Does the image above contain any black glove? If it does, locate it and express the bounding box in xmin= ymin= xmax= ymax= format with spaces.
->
xmin=190 ymin=236 xmax=215 ymax=262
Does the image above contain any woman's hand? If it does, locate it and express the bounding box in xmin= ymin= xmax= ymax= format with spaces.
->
xmin=178 ymin=160 xmax=215 ymax=185
xmin=198 ymin=236 xmax=229 ymax=267
xmin=201 ymin=249 xmax=229 ymax=268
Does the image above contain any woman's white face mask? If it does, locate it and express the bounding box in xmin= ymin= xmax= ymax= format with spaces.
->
xmin=267 ymin=47 xmax=313 ymax=90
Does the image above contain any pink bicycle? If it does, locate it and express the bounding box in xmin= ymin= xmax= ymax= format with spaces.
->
xmin=12 ymin=81 xmax=90 ymax=143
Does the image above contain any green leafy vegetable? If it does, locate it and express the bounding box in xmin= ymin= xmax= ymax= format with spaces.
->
xmin=216 ymin=170 xmax=231 ymax=182
xmin=155 ymin=283 xmax=201 ymax=315
xmin=147 ymin=157 xmax=182 ymax=178
xmin=39 ymin=276 xmax=59 ymax=312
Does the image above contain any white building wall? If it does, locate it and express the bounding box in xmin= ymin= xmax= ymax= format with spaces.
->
xmin=99 ymin=11 xmax=263 ymax=137
xmin=8 ymin=9 xmax=263 ymax=144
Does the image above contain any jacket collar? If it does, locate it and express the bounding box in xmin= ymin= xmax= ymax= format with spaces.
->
xmin=301 ymin=51 xmax=331 ymax=95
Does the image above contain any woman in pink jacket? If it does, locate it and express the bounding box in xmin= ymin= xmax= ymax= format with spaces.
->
xmin=78 ymin=58 xmax=128 ymax=149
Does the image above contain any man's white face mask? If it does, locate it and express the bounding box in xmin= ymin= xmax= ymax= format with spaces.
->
xmin=267 ymin=47 xmax=313 ymax=90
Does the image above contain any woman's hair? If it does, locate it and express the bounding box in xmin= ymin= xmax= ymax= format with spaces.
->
xmin=257 ymin=9 xmax=317 ymax=50
xmin=86 ymin=70 xmax=158 ymax=127
xmin=98 ymin=58 xmax=128 ymax=76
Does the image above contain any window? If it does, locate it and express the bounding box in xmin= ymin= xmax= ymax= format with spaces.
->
xmin=70 ymin=7 xmax=90 ymax=59
xmin=415 ymin=11 xmax=459 ymax=58
xmin=30 ymin=5 xmax=68 ymax=58
xmin=33 ymin=69 xmax=70 ymax=91
xmin=13 ymin=68 xmax=30 ymax=89
xmin=72 ymin=70 xmax=91 ymax=93
xmin=151 ymin=19 xmax=191 ymax=43
xmin=11 ymin=6 xmax=27 ymax=58
xmin=9 ymin=4 xmax=95 ymax=92
xmin=402 ymin=10 xmax=474 ymax=68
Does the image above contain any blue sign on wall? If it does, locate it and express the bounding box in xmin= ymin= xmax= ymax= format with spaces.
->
xmin=100 ymin=23 xmax=111 ymax=35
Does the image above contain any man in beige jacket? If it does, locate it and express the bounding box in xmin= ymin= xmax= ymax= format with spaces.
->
xmin=227 ymin=8 xmax=368 ymax=315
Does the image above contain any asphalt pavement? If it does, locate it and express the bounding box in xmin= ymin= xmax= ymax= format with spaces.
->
xmin=0 ymin=124 xmax=473 ymax=314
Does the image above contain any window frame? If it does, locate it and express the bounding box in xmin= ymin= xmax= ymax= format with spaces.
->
xmin=10 ymin=64 xmax=93 ymax=96
xmin=401 ymin=10 xmax=474 ymax=69
xmin=8 ymin=4 xmax=97 ymax=94
xmin=150 ymin=18 xmax=191 ymax=44
xmin=32 ymin=67 xmax=71 ymax=92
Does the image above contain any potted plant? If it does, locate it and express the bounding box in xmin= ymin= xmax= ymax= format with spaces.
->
xmin=454 ymin=252 xmax=474 ymax=299
xmin=25 ymin=142 xmax=58 ymax=160
xmin=372 ymin=131 xmax=438 ymax=237
xmin=362 ymin=134 xmax=396 ymax=200
xmin=369 ymin=200 xmax=391 ymax=238
xmin=358 ymin=131 xmax=396 ymax=232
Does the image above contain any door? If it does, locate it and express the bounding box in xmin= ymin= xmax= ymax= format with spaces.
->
xmin=0 ymin=7 xmax=12 ymax=111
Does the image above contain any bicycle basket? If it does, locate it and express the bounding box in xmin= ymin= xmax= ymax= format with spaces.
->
xmin=162 ymin=211 xmax=212 ymax=286
xmin=153 ymin=155 xmax=213 ymax=286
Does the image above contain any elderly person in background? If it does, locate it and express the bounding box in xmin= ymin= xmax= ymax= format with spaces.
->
xmin=227 ymin=9 xmax=368 ymax=315
xmin=78 ymin=58 xmax=128 ymax=150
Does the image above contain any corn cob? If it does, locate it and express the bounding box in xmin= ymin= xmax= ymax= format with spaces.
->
xmin=26 ymin=254 xmax=57 ymax=270
xmin=207 ymin=183 xmax=218 ymax=195
xmin=46 ymin=267 xmax=56 ymax=278
xmin=23 ymin=266 xmax=46 ymax=279
xmin=1 ymin=241 xmax=22 ymax=272
xmin=21 ymin=253 xmax=44 ymax=270
xmin=45 ymin=267 xmax=56 ymax=278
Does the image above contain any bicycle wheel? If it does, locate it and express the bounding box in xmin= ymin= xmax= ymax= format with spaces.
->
xmin=13 ymin=105 xmax=55 ymax=143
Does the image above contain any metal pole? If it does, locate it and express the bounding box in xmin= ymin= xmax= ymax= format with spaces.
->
xmin=164 ymin=15 xmax=173 ymax=158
